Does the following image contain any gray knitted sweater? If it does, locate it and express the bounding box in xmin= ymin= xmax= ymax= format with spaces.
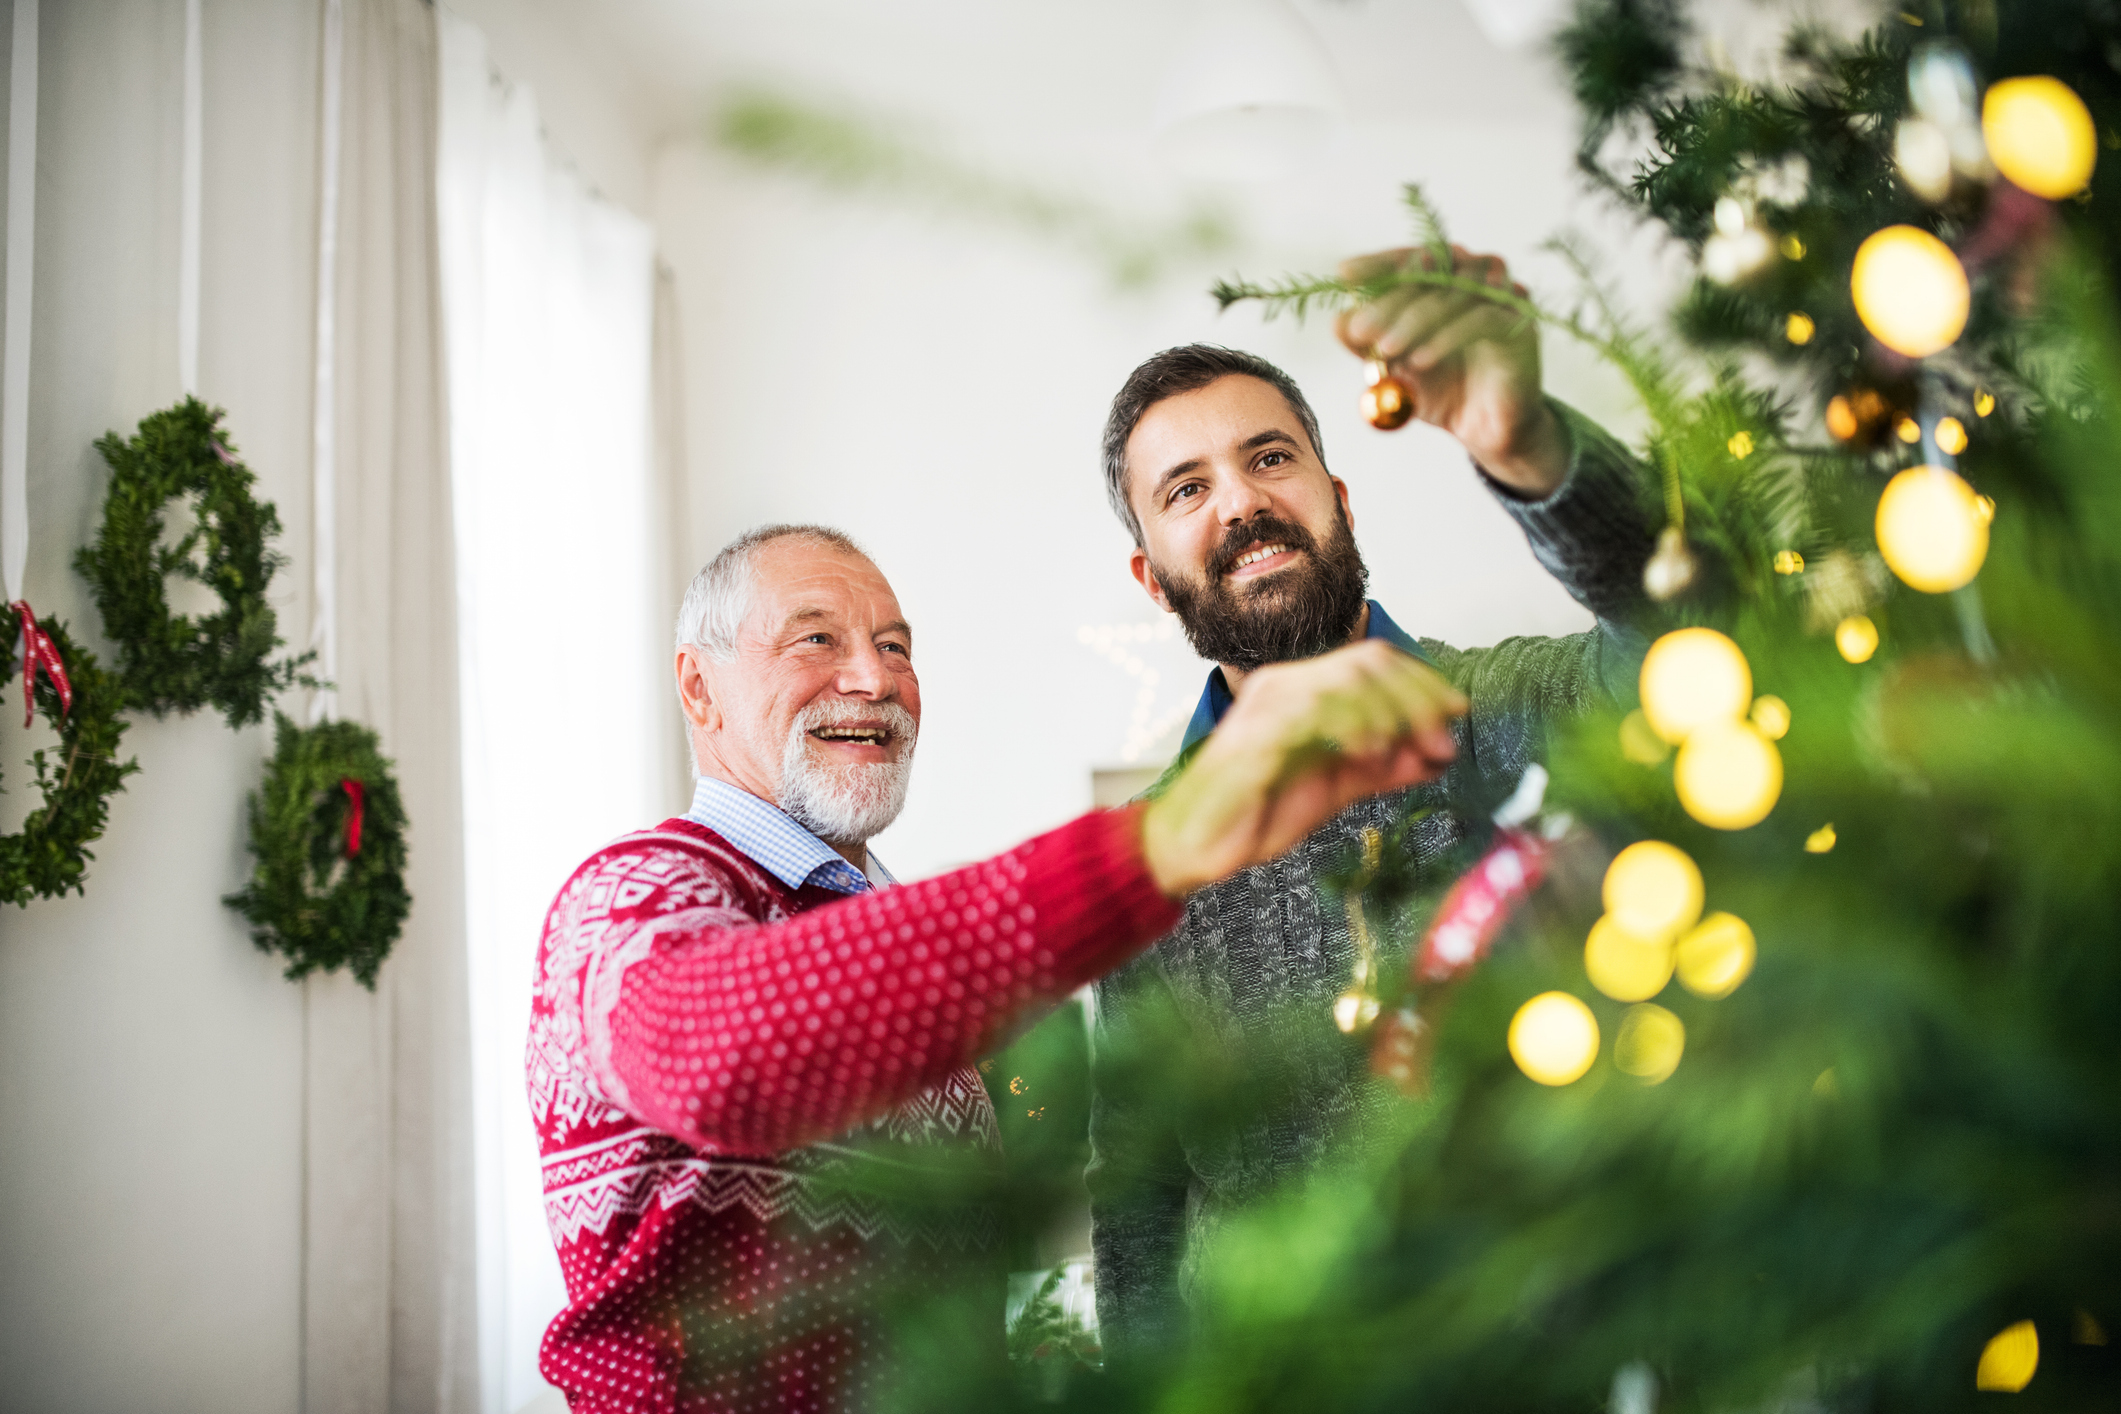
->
xmin=1086 ymin=404 xmax=1658 ymax=1357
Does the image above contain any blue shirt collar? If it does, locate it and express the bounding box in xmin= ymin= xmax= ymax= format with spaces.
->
xmin=1178 ymin=599 xmax=1428 ymax=755
xmin=683 ymin=775 xmax=895 ymax=896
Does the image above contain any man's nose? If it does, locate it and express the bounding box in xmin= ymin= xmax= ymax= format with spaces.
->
xmin=1214 ymin=474 xmax=1276 ymax=528
xmin=833 ymin=640 xmax=895 ymax=699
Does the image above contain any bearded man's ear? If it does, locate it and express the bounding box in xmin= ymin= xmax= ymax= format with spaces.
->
xmin=1128 ymin=547 xmax=1175 ymax=614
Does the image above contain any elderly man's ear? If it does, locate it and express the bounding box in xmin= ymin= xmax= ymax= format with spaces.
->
xmin=676 ymin=648 xmax=722 ymax=733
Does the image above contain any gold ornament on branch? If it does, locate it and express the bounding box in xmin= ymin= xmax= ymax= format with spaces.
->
xmin=1360 ymin=358 xmax=1414 ymax=431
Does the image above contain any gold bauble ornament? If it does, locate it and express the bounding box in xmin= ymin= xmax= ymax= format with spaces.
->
xmin=1638 ymin=627 xmax=1752 ymax=744
xmin=1614 ymin=1003 xmax=1685 ymax=1084
xmin=1876 ymin=465 xmax=1989 ymax=593
xmin=1642 ymin=525 xmax=1701 ymax=602
xmin=1361 ymin=358 xmax=1414 ymax=430
xmin=1851 ymin=225 xmax=1970 ymax=359
xmin=1585 ymin=915 xmax=1676 ymax=1002
xmin=1984 ymin=76 xmax=2097 ymax=199
xmin=1603 ymin=840 xmax=1704 ymax=942
xmin=1674 ymin=719 xmax=1783 ymax=830
xmin=1674 ymin=911 xmax=1756 ymax=997
xmin=1508 ymin=992 xmax=1600 ymax=1086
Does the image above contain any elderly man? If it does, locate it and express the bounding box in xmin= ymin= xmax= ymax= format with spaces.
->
xmin=527 ymin=522 xmax=1464 ymax=1412
xmin=1086 ymin=246 xmax=1659 ymax=1354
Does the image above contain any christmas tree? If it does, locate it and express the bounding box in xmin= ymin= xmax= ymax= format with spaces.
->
xmin=895 ymin=1 xmax=2121 ymax=1408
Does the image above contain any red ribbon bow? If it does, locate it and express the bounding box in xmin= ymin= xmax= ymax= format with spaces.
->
xmin=341 ymin=778 xmax=366 ymax=858
xmin=10 ymin=601 xmax=73 ymax=729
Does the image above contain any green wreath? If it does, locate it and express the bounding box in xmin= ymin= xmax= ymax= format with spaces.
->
xmin=0 ymin=614 xmax=139 ymax=905
xmin=224 ymin=713 xmax=411 ymax=988
xmin=74 ymin=397 xmax=310 ymax=727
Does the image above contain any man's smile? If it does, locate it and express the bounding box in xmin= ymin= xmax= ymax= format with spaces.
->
xmin=1226 ymin=542 xmax=1299 ymax=579
xmin=807 ymin=721 xmax=897 ymax=759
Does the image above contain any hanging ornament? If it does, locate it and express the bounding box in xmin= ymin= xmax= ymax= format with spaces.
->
xmin=1674 ymin=911 xmax=1755 ymax=997
xmin=1360 ymin=357 xmax=1414 ymax=430
xmin=1508 ymin=991 xmax=1600 ymax=1086
xmin=1701 ymin=196 xmax=1776 ymax=285
xmin=1637 ymin=627 xmax=1752 ymax=744
xmin=1984 ymin=77 xmax=2096 ymax=200
xmin=1852 ymin=226 xmax=1970 ymax=359
xmin=1641 ymin=525 xmax=1701 ymax=602
xmin=1335 ymin=826 xmax=1386 ymax=1032
xmin=1613 ymin=1003 xmax=1685 ymax=1084
xmin=1876 ymin=465 xmax=1989 ymax=593
xmin=1674 ymin=719 xmax=1783 ymax=830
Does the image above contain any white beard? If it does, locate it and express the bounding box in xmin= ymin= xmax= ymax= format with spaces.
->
xmin=776 ymin=697 xmax=917 ymax=849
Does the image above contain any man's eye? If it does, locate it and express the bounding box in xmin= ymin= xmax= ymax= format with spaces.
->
xmin=1259 ymin=450 xmax=1289 ymax=468
xmin=1170 ymin=482 xmax=1204 ymax=503
xmin=881 ymin=642 xmax=909 ymax=657
xmin=803 ymin=633 xmax=831 ymax=645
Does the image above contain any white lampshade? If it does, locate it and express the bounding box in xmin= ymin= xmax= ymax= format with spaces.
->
xmin=1150 ymin=0 xmax=1343 ymax=183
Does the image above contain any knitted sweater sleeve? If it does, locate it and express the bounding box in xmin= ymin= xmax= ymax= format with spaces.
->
xmin=545 ymin=805 xmax=1180 ymax=1157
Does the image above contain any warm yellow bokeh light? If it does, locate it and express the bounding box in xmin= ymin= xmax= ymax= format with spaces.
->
xmin=1974 ymin=389 xmax=1996 ymax=417
xmin=1877 ymin=465 xmax=1990 ymax=593
xmin=1508 ymin=992 xmax=1601 ymax=1086
xmin=1639 ymin=628 xmax=1752 ymax=743
xmin=1935 ymin=416 xmax=1968 ymax=455
xmin=1750 ymin=695 xmax=1790 ymax=740
xmin=1975 ymin=494 xmax=1996 ymax=524
xmin=1603 ymin=841 xmax=1704 ymax=942
xmin=1976 ymin=1319 xmax=2041 ymax=1392
xmin=1619 ymin=709 xmax=1670 ymax=765
xmin=1895 ymin=415 xmax=1922 ymax=444
xmin=1727 ymin=430 xmax=1754 ymax=458
xmin=1773 ymin=549 xmax=1805 ymax=575
xmin=1675 ymin=719 xmax=1784 ymax=830
xmin=1585 ymin=916 xmax=1675 ymax=1002
xmin=1785 ymin=311 xmax=1814 ymax=344
xmin=1805 ymin=823 xmax=1838 ymax=854
xmin=1675 ymin=912 xmax=1756 ymax=998
xmin=1985 ymin=76 xmax=2097 ymax=199
xmin=1614 ymin=1003 xmax=1686 ymax=1083
xmin=1851 ymin=225 xmax=1970 ymax=358
xmin=1780 ymin=234 xmax=1806 ymax=261
xmin=1837 ymin=615 xmax=1880 ymax=663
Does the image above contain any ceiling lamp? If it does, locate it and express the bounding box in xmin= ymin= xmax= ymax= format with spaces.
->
xmin=1151 ymin=0 xmax=1344 ymax=183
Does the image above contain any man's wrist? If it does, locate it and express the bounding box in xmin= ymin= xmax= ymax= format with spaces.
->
xmin=1469 ymin=400 xmax=1570 ymax=499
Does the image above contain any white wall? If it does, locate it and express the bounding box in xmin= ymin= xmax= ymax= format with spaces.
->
xmin=651 ymin=14 xmax=1671 ymax=881
xmin=0 ymin=3 xmax=315 ymax=1409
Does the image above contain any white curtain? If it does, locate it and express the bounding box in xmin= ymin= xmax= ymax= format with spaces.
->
xmin=436 ymin=14 xmax=664 ymax=1412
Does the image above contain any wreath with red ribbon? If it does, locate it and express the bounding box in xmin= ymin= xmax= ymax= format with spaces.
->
xmin=0 ymin=603 xmax=139 ymax=905
xmin=223 ymin=713 xmax=410 ymax=988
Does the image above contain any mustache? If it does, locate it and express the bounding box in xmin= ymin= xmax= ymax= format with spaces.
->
xmin=1205 ymin=514 xmax=1321 ymax=581
xmin=792 ymin=696 xmax=918 ymax=747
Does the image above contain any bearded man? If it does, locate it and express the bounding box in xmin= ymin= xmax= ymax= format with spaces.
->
xmin=1086 ymin=246 xmax=1659 ymax=1355
xmin=527 ymin=522 xmax=1466 ymax=1412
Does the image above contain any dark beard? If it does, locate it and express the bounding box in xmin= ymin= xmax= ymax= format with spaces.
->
xmin=1155 ymin=511 xmax=1370 ymax=672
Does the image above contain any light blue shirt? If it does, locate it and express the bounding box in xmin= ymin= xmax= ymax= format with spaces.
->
xmin=684 ymin=775 xmax=894 ymax=896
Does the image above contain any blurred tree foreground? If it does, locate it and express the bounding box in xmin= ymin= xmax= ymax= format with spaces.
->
xmin=933 ymin=1 xmax=2121 ymax=1409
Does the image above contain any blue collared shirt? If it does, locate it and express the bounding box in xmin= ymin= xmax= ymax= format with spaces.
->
xmin=1177 ymin=598 xmax=1430 ymax=755
xmin=684 ymin=775 xmax=895 ymax=896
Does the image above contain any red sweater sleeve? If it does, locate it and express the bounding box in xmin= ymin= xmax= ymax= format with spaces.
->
xmin=549 ymin=805 xmax=1180 ymax=1155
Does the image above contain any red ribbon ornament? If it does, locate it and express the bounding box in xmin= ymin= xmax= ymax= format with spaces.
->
xmin=10 ymin=601 xmax=74 ymax=729
xmin=1413 ymin=826 xmax=1553 ymax=985
xmin=340 ymin=778 xmax=366 ymax=858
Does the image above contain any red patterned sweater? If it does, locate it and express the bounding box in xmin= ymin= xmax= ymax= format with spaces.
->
xmin=528 ymin=807 xmax=1180 ymax=1413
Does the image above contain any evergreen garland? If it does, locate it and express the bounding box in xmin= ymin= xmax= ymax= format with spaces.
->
xmin=0 ymin=616 xmax=139 ymax=905
xmin=74 ymin=397 xmax=309 ymax=728
xmin=224 ymin=713 xmax=410 ymax=989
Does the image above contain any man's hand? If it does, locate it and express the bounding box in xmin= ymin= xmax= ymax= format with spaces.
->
xmin=1141 ymin=640 xmax=1468 ymax=897
xmin=1333 ymin=244 xmax=1568 ymax=498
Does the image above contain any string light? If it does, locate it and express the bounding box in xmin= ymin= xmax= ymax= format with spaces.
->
xmin=1851 ymin=225 xmax=1970 ymax=358
xmin=1727 ymin=430 xmax=1755 ymax=458
xmin=1984 ymin=76 xmax=2097 ymax=199
xmin=1785 ymin=311 xmax=1815 ymax=344
xmin=1639 ymin=628 xmax=1752 ymax=743
xmin=1774 ymin=550 xmax=1805 ymax=575
xmin=1837 ymin=615 xmax=1880 ymax=663
xmin=1750 ymin=695 xmax=1791 ymax=739
xmin=1974 ymin=389 xmax=1996 ymax=417
xmin=1935 ymin=416 xmax=1968 ymax=455
xmin=1805 ymin=823 xmax=1837 ymax=853
xmin=1675 ymin=912 xmax=1755 ymax=998
xmin=1976 ymin=1320 xmax=2040 ymax=1392
xmin=1586 ymin=915 xmax=1676 ymax=1002
xmin=1779 ymin=234 xmax=1806 ymax=260
xmin=1876 ymin=465 xmax=1989 ymax=592
xmin=1895 ymin=415 xmax=1922 ymax=444
xmin=1603 ymin=841 xmax=1704 ymax=941
xmin=1614 ymin=1003 xmax=1685 ymax=1083
xmin=1508 ymin=992 xmax=1600 ymax=1086
xmin=1674 ymin=719 xmax=1784 ymax=829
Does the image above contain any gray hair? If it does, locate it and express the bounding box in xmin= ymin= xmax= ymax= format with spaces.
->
xmin=675 ymin=523 xmax=870 ymax=660
xmin=1100 ymin=344 xmax=1327 ymax=546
